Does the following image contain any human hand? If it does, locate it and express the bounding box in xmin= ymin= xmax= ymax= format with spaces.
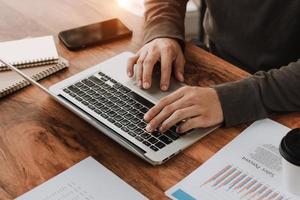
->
xmin=127 ymin=38 xmax=185 ymax=91
xmin=144 ymin=86 xmax=224 ymax=133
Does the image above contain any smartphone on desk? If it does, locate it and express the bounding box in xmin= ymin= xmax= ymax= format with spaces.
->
xmin=59 ymin=18 xmax=132 ymax=51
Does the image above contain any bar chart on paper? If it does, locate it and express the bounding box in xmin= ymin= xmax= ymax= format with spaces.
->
xmin=197 ymin=165 xmax=289 ymax=200
xmin=165 ymin=119 xmax=300 ymax=200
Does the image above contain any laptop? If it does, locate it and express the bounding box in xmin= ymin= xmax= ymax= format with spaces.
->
xmin=0 ymin=52 xmax=218 ymax=165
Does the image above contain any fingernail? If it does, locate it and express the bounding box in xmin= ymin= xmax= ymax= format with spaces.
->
xmin=144 ymin=114 xmax=149 ymax=121
xmin=127 ymin=71 xmax=132 ymax=77
xmin=176 ymin=127 xmax=181 ymax=133
xmin=159 ymin=126 xmax=165 ymax=132
xmin=146 ymin=124 xmax=152 ymax=132
xmin=143 ymin=82 xmax=150 ymax=89
xmin=161 ymin=85 xmax=168 ymax=91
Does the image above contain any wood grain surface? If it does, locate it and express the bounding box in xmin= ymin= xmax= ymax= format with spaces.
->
xmin=0 ymin=1 xmax=299 ymax=200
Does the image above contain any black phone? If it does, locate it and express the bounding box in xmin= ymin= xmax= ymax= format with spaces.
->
xmin=58 ymin=18 xmax=132 ymax=51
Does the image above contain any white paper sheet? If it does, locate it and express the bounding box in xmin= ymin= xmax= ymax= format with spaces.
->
xmin=17 ymin=157 xmax=148 ymax=200
xmin=166 ymin=119 xmax=300 ymax=200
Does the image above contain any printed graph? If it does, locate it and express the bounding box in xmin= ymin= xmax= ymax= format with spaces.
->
xmin=200 ymin=165 xmax=289 ymax=200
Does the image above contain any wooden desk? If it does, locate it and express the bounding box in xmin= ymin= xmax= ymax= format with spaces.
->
xmin=1 ymin=1 xmax=299 ymax=199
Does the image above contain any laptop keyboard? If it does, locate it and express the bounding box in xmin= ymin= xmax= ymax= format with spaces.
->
xmin=62 ymin=71 xmax=180 ymax=152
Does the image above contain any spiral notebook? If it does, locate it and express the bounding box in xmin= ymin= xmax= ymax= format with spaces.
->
xmin=0 ymin=36 xmax=59 ymax=71
xmin=0 ymin=57 xmax=68 ymax=98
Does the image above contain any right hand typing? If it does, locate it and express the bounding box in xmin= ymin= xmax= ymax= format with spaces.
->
xmin=127 ymin=38 xmax=185 ymax=91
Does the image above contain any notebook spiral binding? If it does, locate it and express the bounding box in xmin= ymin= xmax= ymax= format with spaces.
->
xmin=0 ymin=60 xmax=68 ymax=98
xmin=0 ymin=56 xmax=59 ymax=71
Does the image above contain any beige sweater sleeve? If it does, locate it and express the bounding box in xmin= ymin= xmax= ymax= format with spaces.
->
xmin=143 ymin=0 xmax=188 ymax=45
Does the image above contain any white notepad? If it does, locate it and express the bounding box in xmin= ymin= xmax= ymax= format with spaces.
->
xmin=0 ymin=36 xmax=59 ymax=71
xmin=16 ymin=157 xmax=148 ymax=200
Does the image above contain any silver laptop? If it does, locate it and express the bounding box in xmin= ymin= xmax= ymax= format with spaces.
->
xmin=0 ymin=52 xmax=217 ymax=165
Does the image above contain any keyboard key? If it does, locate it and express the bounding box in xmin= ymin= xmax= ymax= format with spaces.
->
xmin=104 ymin=92 xmax=113 ymax=98
xmin=127 ymin=91 xmax=154 ymax=108
xmin=89 ymin=76 xmax=104 ymax=85
xmin=88 ymin=104 xmax=95 ymax=110
xmin=120 ymin=95 xmax=130 ymax=101
xmin=106 ymin=101 xmax=114 ymax=107
xmin=82 ymin=101 xmax=88 ymax=106
xmin=141 ymin=133 xmax=151 ymax=140
xmin=82 ymin=79 xmax=95 ymax=87
xmin=124 ymin=113 xmax=133 ymax=120
xmin=121 ymin=127 xmax=129 ymax=132
xmin=121 ymin=119 xmax=130 ymax=126
xmin=102 ymin=83 xmax=111 ymax=89
xmin=129 ymin=108 xmax=139 ymax=115
xmin=158 ymin=135 xmax=172 ymax=144
xmin=116 ymin=100 xmax=126 ymax=106
xmin=127 ymin=99 xmax=136 ymax=105
xmin=69 ymin=92 xmax=76 ymax=97
xmin=136 ymin=113 xmax=144 ymax=119
xmin=108 ymin=118 xmax=115 ymax=123
xmin=143 ymin=141 xmax=151 ymax=146
xmin=131 ymin=117 xmax=140 ymax=124
xmin=133 ymin=103 xmax=143 ymax=109
xmin=83 ymin=95 xmax=92 ymax=101
xmin=108 ymin=88 xmax=117 ymax=93
xmin=108 ymin=111 xmax=117 ymax=117
xmin=148 ymin=137 xmax=158 ymax=144
xmin=140 ymin=107 xmax=148 ymax=113
xmin=113 ymin=83 xmax=122 ymax=89
xmin=150 ymin=146 xmax=159 ymax=152
xmin=114 ymin=91 xmax=123 ymax=97
xmin=114 ymin=115 xmax=123 ymax=121
xmin=77 ymin=91 xmax=85 ymax=97
xmin=111 ymin=105 xmax=121 ymax=111
xmin=135 ymin=136 xmax=143 ymax=142
xmin=63 ymin=88 xmax=71 ymax=93
xmin=119 ymin=86 xmax=131 ymax=94
xmin=102 ymin=107 xmax=110 ymax=113
xmin=87 ymin=90 xmax=96 ymax=95
xmin=118 ymin=109 xmax=127 ymax=115
xmin=88 ymin=99 xmax=97 ymax=104
xmin=98 ymin=72 xmax=105 ymax=76
xmin=128 ymin=123 xmax=137 ymax=130
xmin=75 ymin=82 xmax=84 ymax=88
xmin=94 ymin=109 xmax=101 ymax=114
xmin=114 ymin=122 xmax=122 ymax=128
xmin=128 ymin=132 xmax=136 ymax=137
xmin=97 ymin=88 xmax=106 ymax=94
xmin=123 ymin=104 xmax=131 ymax=111
xmin=75 ymin=97 xmax=83 ymax=102
xmin=100 ymin=113 xmax=108 ymax=119
xmin=91 ymin=85 xmax=101 ymax=90
xmin=152 ymin=131 xmax=162 ymax=138
xmin=68 ymin=85 xmax=80 ymax=93
xmin=165 ymin=131 xmax=179 ymax=140
xmin=134 ymin=128 xmax=143 ymax=135
xmin=110 ymin=96 xmax=118 ymax=102
xmin=137 ymin=122 xmax=147 ymax=129
xmin=92 ymin=93 xmax=101 ymax=98
xmin=155 ymin=142 xmax=166 ymax=149
xmin=81 ymin=85 xmax=89 ymax=91
xmin=95 ymin=103 xmax=104 ymax=109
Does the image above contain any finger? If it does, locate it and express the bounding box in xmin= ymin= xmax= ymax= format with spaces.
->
xmin=127 ymin=54 xmax=139 ymax=77
xmin=177 ymin=116 xmax=209 ymax=133
xmin=136 ymin=51 xmax=147 ymax=87
xmin=144 ymin=88 xmax=185 ymax=122
xmin=146 ymin=97 xmax=188 ymax=132
xmin=174 ymin=53 xmax=185 ymax=82
xmin=160 ymin=50 xmax=173 ymax=91
xmin=159 ymin=105 xmax=201 ymax=132
xmin=142 ymin=50 xmax=160 ymax=89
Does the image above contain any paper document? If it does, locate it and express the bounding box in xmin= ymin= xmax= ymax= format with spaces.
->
xmin=166 ymin=119 xmax=300 ymax=200
xmin=17 ymin=157 xmax=148 ymax=200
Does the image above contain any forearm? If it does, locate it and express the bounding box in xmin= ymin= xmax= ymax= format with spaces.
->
xmin=143 ymin=0 xmax=188 ymax=45
xmin=214 ymin=59 xmax=300 ymax=127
